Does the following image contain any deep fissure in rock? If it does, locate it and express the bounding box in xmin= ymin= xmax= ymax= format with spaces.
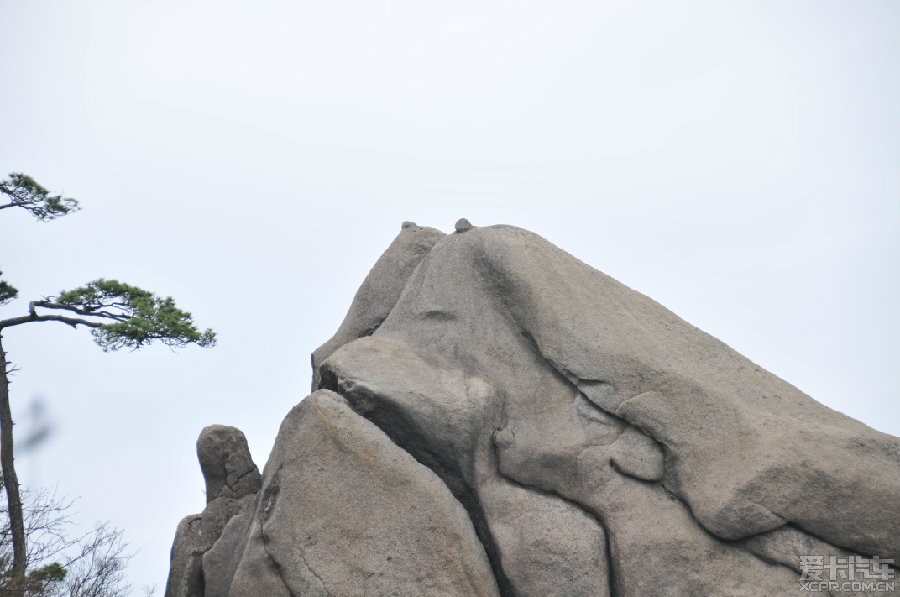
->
xmin=318 ymin=369 xmax=517 ymax=597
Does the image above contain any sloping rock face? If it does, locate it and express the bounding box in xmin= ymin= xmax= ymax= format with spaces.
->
xmin=167 ymin=221 xmax=900 ymax=597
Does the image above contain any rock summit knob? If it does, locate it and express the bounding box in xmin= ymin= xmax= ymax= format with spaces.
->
xmin=454 ymin=218 xmax=473 ymax=233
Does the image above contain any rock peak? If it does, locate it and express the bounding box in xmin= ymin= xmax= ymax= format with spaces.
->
xmin=196 ymin=425 xmax=261 ymax=503
xmin=167 ymin=222 xmax=900 ymax=597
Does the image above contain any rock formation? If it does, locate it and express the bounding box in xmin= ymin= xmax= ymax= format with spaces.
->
xmin=167 ymin=221 xmax=900 ymax=596
xmin=166 ymin=426 xmax=262 ymax=597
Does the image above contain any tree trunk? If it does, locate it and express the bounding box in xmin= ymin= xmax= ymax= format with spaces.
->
xmin=0 ymin=333 xmax=26 ymax=597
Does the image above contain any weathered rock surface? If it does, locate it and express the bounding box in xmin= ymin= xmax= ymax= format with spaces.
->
xmin=168 ymin=222 xmax=900 ymax=596
xmin=322 ymin=336 xmax=611 ymax=596
xmin=310 ymin=220 xmax=444 ymax=389
xmin=165 ymin=426 xmax=261 ymax=597
xmin=169 ymin=390 xmax=498 ymax=597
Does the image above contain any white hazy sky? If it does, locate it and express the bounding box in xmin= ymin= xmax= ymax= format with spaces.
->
xmin=1 ymin=0 xmax=898 ymax=592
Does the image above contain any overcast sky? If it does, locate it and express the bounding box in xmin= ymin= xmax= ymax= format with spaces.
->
xmin=1 ymin=0 xmax=898 ymax=592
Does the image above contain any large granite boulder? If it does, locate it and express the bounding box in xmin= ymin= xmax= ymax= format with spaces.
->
xmin=168 ymin=221 xmax=899 ymax=596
